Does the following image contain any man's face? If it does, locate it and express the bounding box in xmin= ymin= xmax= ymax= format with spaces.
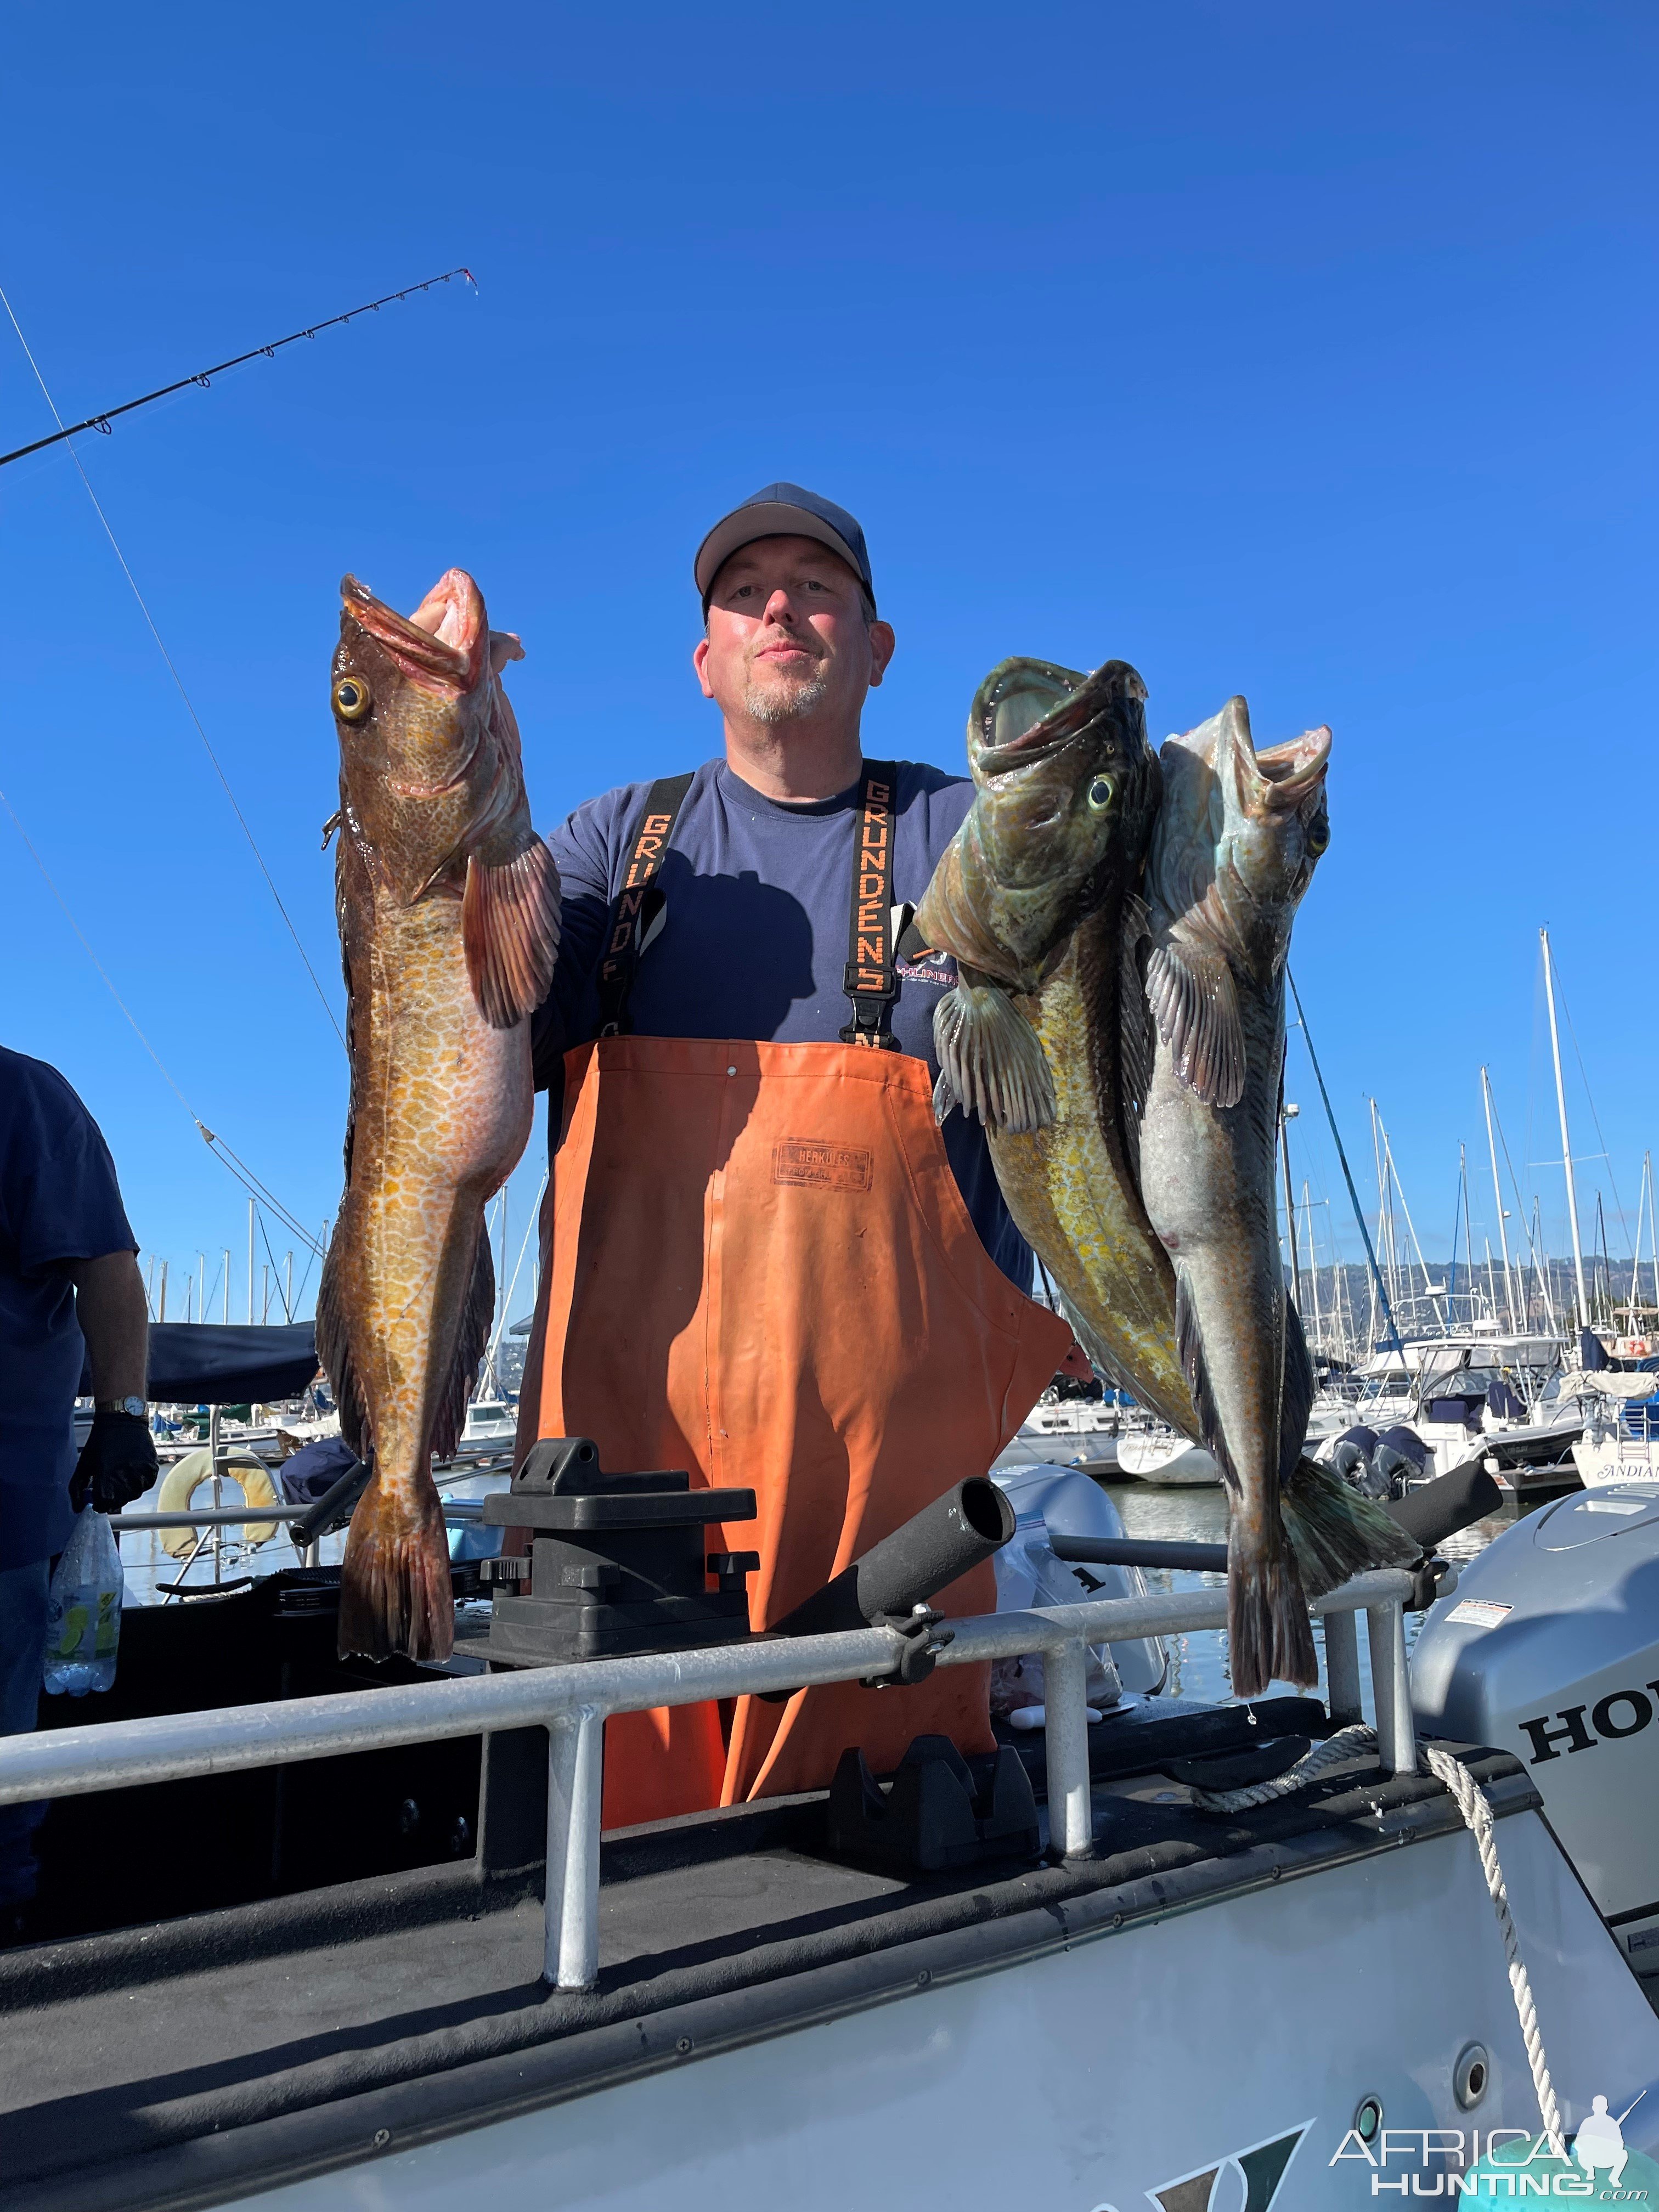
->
xmin=694 ymin=535 xmax=894 ymax=731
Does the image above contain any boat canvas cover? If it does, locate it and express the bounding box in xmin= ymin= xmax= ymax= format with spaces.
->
xmin=1556 ymin=1369 xmax=1659 ymax=1403
xmin=78 ymin=1323 xmax=319 ymax=1407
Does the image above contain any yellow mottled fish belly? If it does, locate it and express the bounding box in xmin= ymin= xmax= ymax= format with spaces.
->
xmin=988 ymin=943 xmax=1192 ymax=1432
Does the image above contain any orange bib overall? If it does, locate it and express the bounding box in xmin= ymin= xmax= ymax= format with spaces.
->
xmin=514 ymin=773 xmax=1070 ymax=1828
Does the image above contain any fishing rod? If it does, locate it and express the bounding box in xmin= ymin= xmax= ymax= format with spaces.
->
xmin=0 ymin=268 xmax=475 ymax=470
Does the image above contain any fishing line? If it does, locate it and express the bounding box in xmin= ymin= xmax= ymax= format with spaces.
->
xmin=0 ymin=280 xmax=347 ymax=1051
xmin=0 ymin=783 xmax=323 ymax=1257
xmin=0 ymin=269 xmax=475 ymax=469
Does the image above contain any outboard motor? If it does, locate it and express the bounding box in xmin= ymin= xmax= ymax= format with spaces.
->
xmin=1372 ymin=1423 xmax=1433 ymax=1497
xmin=988 ymin=1464 xmax=1167 ymax=1709
xmin=1412 ymin=1478 xmax=1659 ymax=1995
xmin=1327 ymin=1423 xmax=1384 ymax=1497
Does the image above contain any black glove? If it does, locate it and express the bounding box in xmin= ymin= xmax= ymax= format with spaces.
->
xmin=70 ymin=1411 xmax=158 ymax=1514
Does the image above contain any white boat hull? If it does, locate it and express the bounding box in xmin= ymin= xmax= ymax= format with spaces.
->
xmin=1572 ymin=1431 xmax=1659 ymax=1487
xmin=262 ymin=1810 xmax=1659 ymax=2211
xmin=1116 ymin=1433 xmax=1221 ymax=1485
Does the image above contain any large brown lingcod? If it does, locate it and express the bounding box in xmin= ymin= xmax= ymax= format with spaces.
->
xmin=317 ymin=568 xmax=560 ymax=1662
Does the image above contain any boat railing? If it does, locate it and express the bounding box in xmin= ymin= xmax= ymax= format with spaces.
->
xmin=0 ymin=1568 xmax=1421 ymax=1993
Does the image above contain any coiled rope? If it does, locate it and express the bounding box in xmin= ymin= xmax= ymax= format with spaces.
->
xmin=1193 ymin=1725 xmax=1566 ymax=2157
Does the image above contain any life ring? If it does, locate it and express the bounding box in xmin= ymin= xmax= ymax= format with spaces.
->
xmin=155 ymin=1448 xmax=283 ymax=1558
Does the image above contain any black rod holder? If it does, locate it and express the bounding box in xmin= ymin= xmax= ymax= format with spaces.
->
xmin=770 ymin=1477 xmax=1015 ymax=1640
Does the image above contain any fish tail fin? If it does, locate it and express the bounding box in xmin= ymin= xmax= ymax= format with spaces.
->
xmin=338 ymin=1488 xmax=454 ymax=1663
xmin=1281 ymin=1453 xmax=1420 ymax=1599
xmin=1228 ymin=1534 xmax=1317 ymax=1699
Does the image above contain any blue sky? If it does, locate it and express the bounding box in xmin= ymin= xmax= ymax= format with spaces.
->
xmin=1 ymin=1 xmax=1653 ymax=1320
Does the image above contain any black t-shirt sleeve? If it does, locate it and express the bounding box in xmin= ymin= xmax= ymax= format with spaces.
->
xmin=2 ymin=1065 xmax=137 ymax=1273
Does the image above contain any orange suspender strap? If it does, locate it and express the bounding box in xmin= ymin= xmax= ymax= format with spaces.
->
xmin=839 ymin=760 xmax=903 ymax=1049
xmin=596 ymin=772 xmax=696 ymax=1039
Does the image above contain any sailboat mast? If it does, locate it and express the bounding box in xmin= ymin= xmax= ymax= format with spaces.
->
xmin=1302 ymin=1180 xmax=1324 ymax=1349
xmin=1461 ymin=1143 xmax=1476 ymax=1328
xmin=1482 ymin=1066 xmax=1520 ymax=1329
xmin=1279 ymin=1108 xmax=1301 ymax=1304
xmin=1532 ymin=1197 xmax=1558 ymax=1333
xmin=1369 ymin=1100 xmax=1393 ymax=1312
xmin=1541 ymin=927 xmax=1589 ymax=1333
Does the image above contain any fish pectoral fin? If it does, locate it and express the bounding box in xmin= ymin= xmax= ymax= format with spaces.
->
xmin=933 ymin=977 xmax=1057 ymax=1134
xmin=1144 ymin=933 xmax=1245 ymax=1108
xmin=462 ymin=832 xmax=562 ymax=1028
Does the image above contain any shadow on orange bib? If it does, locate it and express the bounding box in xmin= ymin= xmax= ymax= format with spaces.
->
xmin=512 ymin=1036 xmax=1070 ymax=1828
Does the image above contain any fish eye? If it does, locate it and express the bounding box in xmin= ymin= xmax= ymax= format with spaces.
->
xmin=333 ymin=675 xmax=372 ymax=722
xmin=1306 ymin=816 xmax=1329 ymax=856
xmin=1087 ymin=775 xmax=1116 ymax=811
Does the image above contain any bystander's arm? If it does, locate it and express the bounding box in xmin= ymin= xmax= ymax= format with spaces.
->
xmin=67 ymin=1252 xmax=149 ymax=1403
xmin=66 ymin=1252 xmax=155 ymax=1513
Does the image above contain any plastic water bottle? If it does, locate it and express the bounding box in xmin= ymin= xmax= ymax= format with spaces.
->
xmin=43 ymin=1508 xmax=123 ymax=1696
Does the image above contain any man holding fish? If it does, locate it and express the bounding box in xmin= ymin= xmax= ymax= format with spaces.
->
xmin=318 ymin=482 xmax=1408 ymax=1827
xmin=515 ymin=485 xmax=1075 ymax=1823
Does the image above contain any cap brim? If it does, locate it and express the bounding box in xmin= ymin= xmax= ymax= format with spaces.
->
xmin=695 ymin=503 xmax=869 ymax=605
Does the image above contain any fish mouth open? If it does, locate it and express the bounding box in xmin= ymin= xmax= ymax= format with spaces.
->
xmin=341 ymin=570 xmax=487 ymax=694
xmin=976 ymin=659 xmax=1147 ymax=777
xmin=1218 ymin=697 xmax=1330 ymax=815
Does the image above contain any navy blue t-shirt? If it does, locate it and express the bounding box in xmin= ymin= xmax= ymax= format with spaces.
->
xmin=0 ymin=1049 xmax=137 ymax=1567
xmin=535 ymin=757 xmax=1031 ymax=1288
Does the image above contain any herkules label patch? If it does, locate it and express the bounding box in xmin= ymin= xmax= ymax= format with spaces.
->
xmin=772 ymin=1141 xmax=873 ymax=1193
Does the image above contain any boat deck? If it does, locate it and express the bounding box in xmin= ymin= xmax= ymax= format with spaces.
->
xmin=0 ymin=1698 xmax=1534 ymax=2212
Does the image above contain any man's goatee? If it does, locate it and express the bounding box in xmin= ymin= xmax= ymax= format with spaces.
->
xmin=743 ymin=673 xmax=830 ymax=725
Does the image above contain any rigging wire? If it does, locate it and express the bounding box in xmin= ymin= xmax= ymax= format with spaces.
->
xmin=1488 ymin=1086 xmax=1554 ymax=1324
xmin=0 ymin=269 xmax=475 ymax=469
xmin=0 ymin=280 xmax=347 ymax=1050
xmin=287 ymin=1222 xmax=328 ymax=1324
xmin=0 ymin=785 xmax=324 ymax=1257
xmin=1286 ymin=969 xmax=1407 ymax=1362
xmin=1556 ymin=966 xmax=1634 ymax=1261
xmin=253 ymin=1206 xmax=290 ymax=1321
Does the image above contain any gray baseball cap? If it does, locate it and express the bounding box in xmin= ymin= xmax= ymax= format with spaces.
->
xmin=695 ymin=482 xmax=875 ymax=614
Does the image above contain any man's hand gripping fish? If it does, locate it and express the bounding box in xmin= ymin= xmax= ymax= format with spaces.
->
xmin=1135 ymin=698 xmax=1413 ymax=1696
xmin=318 ymin=570 xmax=560 ymax=1663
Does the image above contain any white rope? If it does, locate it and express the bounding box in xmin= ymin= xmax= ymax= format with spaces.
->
xmin=1191 ymin=1724 xmax=1378 ymax=1810
xmin=1421 ymin=1742 xmax=1566 ymax=2160
xmin=1193 ymin=1726 xmax=1566 ymax=2159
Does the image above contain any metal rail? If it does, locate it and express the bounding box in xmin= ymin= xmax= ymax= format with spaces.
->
xmin=0 ymin=1570 xmax=1419 ymax=1992
xmin=111 ymin=1500 xmax=490 ymax=1532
